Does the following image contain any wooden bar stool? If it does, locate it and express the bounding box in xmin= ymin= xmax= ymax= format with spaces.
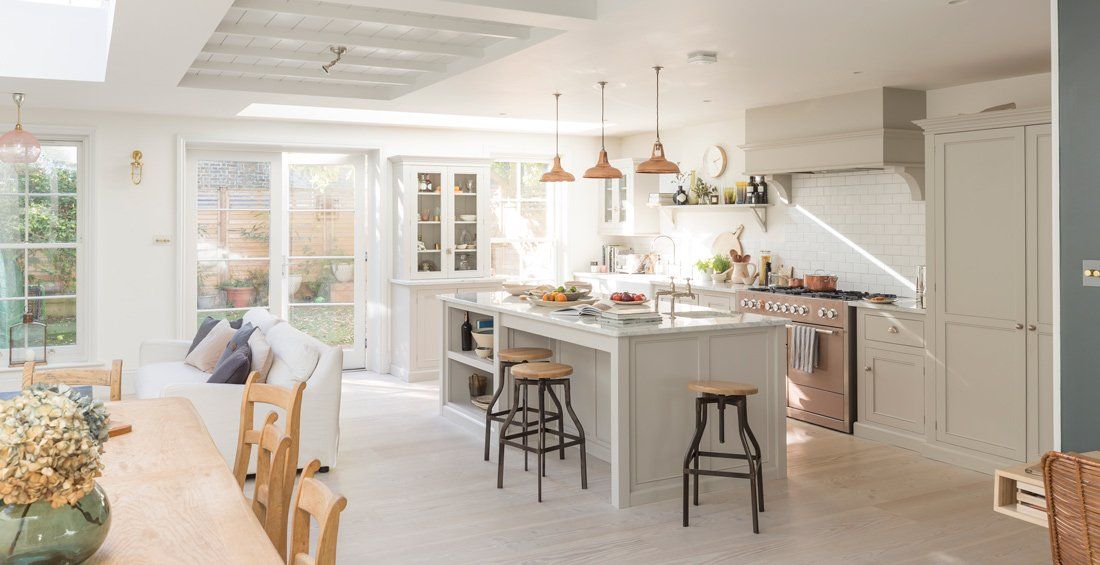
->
xmin=497 ymin=362 xmax=587 ymax=502
xmin=483 ymin=347 xmax=554 ymax=464
xmin=682 ymin=380 xmax=764 ymax=533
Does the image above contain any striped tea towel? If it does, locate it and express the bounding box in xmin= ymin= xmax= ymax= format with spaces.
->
xmin=791 ymin=324 xmax=817 ymax=373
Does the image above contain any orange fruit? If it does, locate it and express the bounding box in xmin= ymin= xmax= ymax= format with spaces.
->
xmin=555 ymin=293 xmax=567 ymax=302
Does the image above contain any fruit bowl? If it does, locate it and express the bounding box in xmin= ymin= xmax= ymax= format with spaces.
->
xmin=502 ymin=283 xmax=540 ymax=296
xmin=609 ymin=291 xmax=648 ymax=305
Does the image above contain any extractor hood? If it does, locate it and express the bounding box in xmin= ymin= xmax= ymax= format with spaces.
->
xmin=740 ymin=87 xmax=926 ymax=203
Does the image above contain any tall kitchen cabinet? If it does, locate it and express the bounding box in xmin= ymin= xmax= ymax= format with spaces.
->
xmin=917 ymin=108 xmax=1052 ymax=470
xmin=389 ymin=156 xmax=500 ymax=382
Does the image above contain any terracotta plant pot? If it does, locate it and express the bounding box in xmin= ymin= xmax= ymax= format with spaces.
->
xmin=224 ymin=287 xmax=255 ymax=308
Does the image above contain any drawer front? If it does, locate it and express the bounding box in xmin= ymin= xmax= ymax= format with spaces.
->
xmin=864 ymin=312 xmax=925 ymax=348
xmin=698 ymin=292 xmax=732 ymax=312
xmin=787 ymin=381 xmax=845 ymax=420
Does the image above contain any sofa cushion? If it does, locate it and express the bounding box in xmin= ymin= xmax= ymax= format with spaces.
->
xmin=134 ymin=361 xmax=210 ymax=399
xmin=243 ymin=308 xmax=281 ymax=334
xmin=248 ymin=330 xmax=274 ymax=381
xmin=189 ymin=316 xmax=220 ymax=354
xmin=208 ymin=346 xmax=252 ymax=385
xmin=185 ymin=320 xmax=235 ymax=372
xmin=265 ymin=323 xmax=320 ymax=387
xmin=215 ymin=322 xmax=257 ymax=370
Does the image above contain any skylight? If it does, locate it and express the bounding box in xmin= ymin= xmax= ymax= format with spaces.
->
xmin=0 ymin=0 xmax=116 ymax=81
xmin=238 ymin=104 xmax=604 ymax=135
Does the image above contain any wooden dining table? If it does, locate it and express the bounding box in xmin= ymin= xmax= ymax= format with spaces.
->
xmin=86 ymin=397 xmax=283 ymax=564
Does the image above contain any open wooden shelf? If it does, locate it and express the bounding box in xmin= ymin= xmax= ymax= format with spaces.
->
xmin=650 ymin=203 xmax=772 ymax=231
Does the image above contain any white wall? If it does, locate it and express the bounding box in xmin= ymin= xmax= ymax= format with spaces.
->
xmin=611 ymin=73 xmax=1051 ymax=296
xmin=3 ymin=108 xmax=604 ymax=373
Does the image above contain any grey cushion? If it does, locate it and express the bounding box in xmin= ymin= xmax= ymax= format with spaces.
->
xmin=207 ymin=344 xmax=252 ymax=385
xmin=215 ymin=322 xmax=257 ymax=370
xmin=189 ymin=317 xmax=220 ymax=354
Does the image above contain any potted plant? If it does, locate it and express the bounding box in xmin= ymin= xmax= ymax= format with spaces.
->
xmin=221 ymin=279 xmax=255 ymax=308
xmin=694 ymin=258 xmax=713 ymax=283
xmin=0 ymin=385 xmax=113 ymax=562
xmin=710 ymin=253 xmax=732 ymax=283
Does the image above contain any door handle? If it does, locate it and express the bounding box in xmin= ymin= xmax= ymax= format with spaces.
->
xmin=886 ymin=326 xmax=899 ymax=334
xmin=1015 ymin=323 xmax=1024 ymax=330
xmin=864 ymin=366 xmax=872 ymax=372
xmin=1028 ymin=324 xmax=1037 ymax=331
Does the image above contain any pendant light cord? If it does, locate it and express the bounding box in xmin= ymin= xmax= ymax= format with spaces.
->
xmin=652 ymin=66 xmax=662 ymax=142
xmin=598 ymin=81 xmax=608 ymax=150
xmin=12 ymin=93 xmax=23 ymax=130
xmin=554 ymin=92 xmax=561 ymax=157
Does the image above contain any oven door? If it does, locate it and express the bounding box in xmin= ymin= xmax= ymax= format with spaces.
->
xmin=785 ymin=323 xmax=852 ymax=430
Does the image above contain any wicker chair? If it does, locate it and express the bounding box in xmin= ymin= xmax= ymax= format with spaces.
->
xmin=1043 ymin=451 xmax=1100 ymax=564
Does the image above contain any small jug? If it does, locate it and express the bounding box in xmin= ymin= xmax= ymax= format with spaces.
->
xmin=730 ymin=261 xmax=758 ymax=285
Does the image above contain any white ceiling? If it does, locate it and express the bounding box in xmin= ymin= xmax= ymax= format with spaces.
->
xmin=0 ymin=0 xmax=1051 ymax=135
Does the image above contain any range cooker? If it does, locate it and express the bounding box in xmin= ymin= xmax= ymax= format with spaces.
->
xmin=737 ymin=287 xmax=884 ymax=433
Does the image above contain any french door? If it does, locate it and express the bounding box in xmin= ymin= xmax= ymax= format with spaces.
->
xmin=185 ymin=149 xmax=367 ymax=368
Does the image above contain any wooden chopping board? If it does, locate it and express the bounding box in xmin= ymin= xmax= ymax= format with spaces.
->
xmin=711 ymin=224 xmax=745 ymax=257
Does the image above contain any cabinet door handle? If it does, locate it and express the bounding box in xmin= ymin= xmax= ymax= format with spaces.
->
xmin=1015 ymin=323 xmax=1024 ymax=330
xmin=1028 ymin=324 xmax=1037 ymax=331
xmin=864 ymin=366 xmax=872 ymax=372
xmin=886 ymin=326 xmax=898 ymax=334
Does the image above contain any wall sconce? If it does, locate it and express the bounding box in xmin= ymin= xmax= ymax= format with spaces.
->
xmin=130 ymin=150 xmax=143 ymax=185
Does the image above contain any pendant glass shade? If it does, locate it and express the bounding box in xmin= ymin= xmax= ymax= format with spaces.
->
xmin=541 ymin=92 xmax=575 ymax=183
xmin=636 ymin=67 xmax=680 ymax=175
xmin=583 ymin=81 xmax=622 ymax=179
xmin=0 ymin=94 xmax=41 ymax=164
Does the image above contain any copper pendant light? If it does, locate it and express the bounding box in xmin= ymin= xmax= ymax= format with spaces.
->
xmin=583 ymin=81 xmax=622 ymax=179
xmin=540 ymin=92 xmax=575 ymax=183
xmin=636 ymin=66 xmax=680 ymax=175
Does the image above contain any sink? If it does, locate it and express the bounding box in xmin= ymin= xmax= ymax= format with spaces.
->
xmin=666 ymin=311 xmax=732 ymax=319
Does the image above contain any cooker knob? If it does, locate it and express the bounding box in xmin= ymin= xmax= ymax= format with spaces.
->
xmin=739 ymin=299 xmax=748 ymax=307
xmin=752 ymin=300 xmax=760 ymax=308
xmin=766 ymin=301 xmax=775 ymax=311
xmin=826 ymin=308 xmax=838 ymax=319
xmin=818 ymin=307 xmax=827 ymax=317
xmin=798 ymin=305 xmax=808 ymax=315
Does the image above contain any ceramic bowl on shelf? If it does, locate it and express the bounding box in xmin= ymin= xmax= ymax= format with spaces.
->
xmin=471 ymin=329 xmax=494 ymax=349
xmin=475 ymin=347 xmax=493 ymax=359
xmin=459 ymin=214 xmax=477 ymax=221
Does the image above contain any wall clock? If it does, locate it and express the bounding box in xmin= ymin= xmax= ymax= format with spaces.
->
xmin=704 ymin=144 xmax=727 ymax=177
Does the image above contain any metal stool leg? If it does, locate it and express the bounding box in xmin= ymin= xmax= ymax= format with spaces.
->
xmin=562 ymin=380 xmax=587 ymax=490
xmin=682 ymin=396 xmax=707 ymax=527
xmin=522 ymin=382 xmax=529 ymax=472
xmin=547 ymin=386 xmax=566 ymax=460
xmin=735 ymin=396 xmax=760 ymax=534
xmin=497 ymin=378 xmax=522 ymax=489
xmin=485 ymin=361 xmax=514 ymax=461
xmin=537 ymin=380 xmax=546 ymax=502
xmin=743 ymin=408 xmax=764 ymax=512
xmin=694 ymin=398 xmax=708 ymax=507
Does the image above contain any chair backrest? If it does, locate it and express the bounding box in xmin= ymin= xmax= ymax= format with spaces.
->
xmin=290 ymin=459 xmax=347 ymax=565
xmin=23 ymin=360 xmax=123 ymax=401
xmin=1043 ymin=451 xmax=1100 ymax=564
xmin=249 ymin=412 xmax=293 ymax=560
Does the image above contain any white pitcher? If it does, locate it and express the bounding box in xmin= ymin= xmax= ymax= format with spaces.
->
xmin=730 ymin=261 xmax=758 ymax=285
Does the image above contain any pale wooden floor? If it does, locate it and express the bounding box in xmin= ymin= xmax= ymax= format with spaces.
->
xmin=313 ymin=371 xmax=1050 ymax=564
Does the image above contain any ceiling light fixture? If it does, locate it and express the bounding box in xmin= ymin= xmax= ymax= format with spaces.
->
xmin=321 ymin=46 xmax=347 ymax=74
xmin=0 ymin=94 xmax=41 ymax=164
xmin=583 ymin=81 xmax=622 ymax=180
xmin=540 ymin=93 xmax=575 ymax=183
xmin=636 ymin=66 xmax=680 ymax=175
xmin=687 ymin=51 xmax=718 ymax=65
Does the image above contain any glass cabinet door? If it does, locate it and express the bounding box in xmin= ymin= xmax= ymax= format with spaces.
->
xmin=616 ymin=175 xmax=628 ymax=226
xmin=451 ymin=169 xmax=480 ymax=273
xmin=413 ymin=168 xmax=444 ymax=275
xmin=603 ymin=179 xmax=617 ymax=225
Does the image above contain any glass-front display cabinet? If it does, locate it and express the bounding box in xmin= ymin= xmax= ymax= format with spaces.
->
xmin=597 ymin=157 xmax=660 ymax=236
xmin=391 ymin=157 xmax=490 ymax=279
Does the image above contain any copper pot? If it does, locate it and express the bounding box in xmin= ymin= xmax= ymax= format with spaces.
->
xmin=804 ymin=271 xmax=838 ymax=292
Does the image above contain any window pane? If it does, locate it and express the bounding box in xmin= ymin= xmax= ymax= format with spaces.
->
xmin=0 ymin=250 xmax=24 ymax=298
xmin=196 ymin=160 xmax=271 ymax=210
xmin=491 ymin=241 xmax=554 ymax=280
xmin=290 ymin=211 xmax=354 ymax=257
xmin=289 ymin=258 xmax=353 ymax=304
xmin=197 ymin=210 xmax=270 ymax=260
xmin=197 ymin=261 xmax=227 ymax=310
xmin=288 ymin=305 xmax=353 ymax=348
xmin=0 ymin=196 xmax=25 ymax=243
xmin=289 ymin=164 xmax=354 ymax=210
xmin=26 ymin=196 xmax=77 ymax=243
xmin=27 ymin=146 xmax=78 ymax=194
xmin=195 ymin=309 xmax=247 ymax=327
xmin=0 ymin=300 xmax=22 ymax=333
xmin=0 ymin=166 xmax=19 ymax=194
xmin=197 ymin=260 xmax=269 ymax=309
xmin=32 ymin=297 xmax=77 ymax=346
xmin=27 ymin=249 xmax=76 ymax=296
xmin=520 ymin=162 xmax=548 ymax=199
xmin=520 ymin=202 xmax=547 ymax=238
xmin=491 ymin=162 xmax=517 ymax=200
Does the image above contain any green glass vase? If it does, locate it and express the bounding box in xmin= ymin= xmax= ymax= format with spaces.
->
xmin=0 ymin=482 xmax=111 ymax=564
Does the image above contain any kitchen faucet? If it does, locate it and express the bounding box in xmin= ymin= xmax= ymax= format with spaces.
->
xmin=651 ymin=235 xmax=676 ymax=275
xmin=654 ymin=276 xmax=696 ymax=319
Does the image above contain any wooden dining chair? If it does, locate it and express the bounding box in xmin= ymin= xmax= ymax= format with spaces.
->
xmin=1043 ymin=451 xmax=1100 ymax=564
xmin=249 ymin=411 xmax=293 ymax=560
xmin=233 ymin=372 xmax=305 ymax=556
xmin=289 ymin=459 xmax=347 ymax=565
xmin=22 ymin=359 xmax=123 ymax=401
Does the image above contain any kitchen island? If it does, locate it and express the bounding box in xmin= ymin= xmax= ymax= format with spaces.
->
xmin=438 ymin=291 xmax=787 ymax=508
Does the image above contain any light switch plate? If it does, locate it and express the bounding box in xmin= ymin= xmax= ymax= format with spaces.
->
xmin=153 ymin=236 xmax=172 ymax=246
xmin=1083 ymin=260 xmax=1100 ymax=287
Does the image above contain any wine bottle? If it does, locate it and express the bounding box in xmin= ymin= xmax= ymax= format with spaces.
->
xmin=461 ymin=312 xmax=473 ymax=351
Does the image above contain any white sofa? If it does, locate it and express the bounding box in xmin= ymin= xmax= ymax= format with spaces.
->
xmin=135 ymin=308 xmax=342 ymax=472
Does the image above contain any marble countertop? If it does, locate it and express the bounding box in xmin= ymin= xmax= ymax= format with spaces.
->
xmin=573 ymin=272 xmax=750 ymax=294
xmin=853 ymin=298 xmax=926 ymax=314
xmin=439 ymin=292 xmax=786 ymax=337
